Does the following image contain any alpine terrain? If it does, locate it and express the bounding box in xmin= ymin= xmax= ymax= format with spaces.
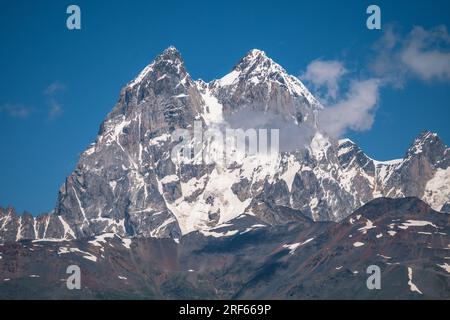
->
xmin=0 ymin=47 xmax=449 ymax=299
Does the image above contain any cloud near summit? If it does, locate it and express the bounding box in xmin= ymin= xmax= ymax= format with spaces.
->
xmin=301 ymin=59 xmax=347 ymax=101
xmin=302 ymin=24 xmax=450 ymax=138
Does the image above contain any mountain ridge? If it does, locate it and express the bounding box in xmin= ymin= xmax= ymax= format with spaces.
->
xmin=1 ymin=197 xmax=448 ymax=299
xmin=0 ymin=47 xmax=449 ymax=243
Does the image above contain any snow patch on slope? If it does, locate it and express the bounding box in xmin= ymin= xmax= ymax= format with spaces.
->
xmin=407 ymin=267 xmax=423 ymax=294
xmin=423 ymin=167 xmax=450 ymax=211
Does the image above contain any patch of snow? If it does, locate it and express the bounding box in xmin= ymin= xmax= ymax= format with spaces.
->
xmin=173 ymin=93 xmax=188 ymax=98
xmin=358 ymin=219 xmax=376 ymax=234
xmin=373 ymin=158 xmax=403 ymax=166
xmin=84 ymin=144 xmax=95 ymax=156
xmin=251 ymin=224 xmax=266 ymax=228
xmin=407 ymin=267 xmax=423 ymax=294
xmin=58 ymin=216 xmax=76 ymax=239
xmin=399 ymin=220 xmax=438 ymax=230
xmin=437 ymin=263 xmax=450 ymax=273
xmin=200 ymin=88 xmax=224 ymax=125
xmin=149 ymin=217 xmax=176 ymax=238
xmin=16 ymin=217 xmax=22 ymax=241
xmin=200 ymin=229 xmax=239 ymax=238
xmin=219 ymin=70 xmax=240 ymax=86
xmin=109 ymin=180 xmax=117 ymax=192
xmin=417 ymin=231 xmax=433 ymax=235
xmin=239 ymin=224 xmax=266 ymax=235
xmin=162 ymin=166 xmax=252 ymax=235
xmin=149 ymin=133 xmax=171 ymax=146
xmin=122 ymin=238 xmax=132 ymax=249
xmin=180 ymin=175 xmax=207 ymax=199
xmin=337 ymin=145 xmax=354 ymax=157
xmin=283 ymin=237 xmax=314 ymax=255
xmin=32 ymin=238 xmax=66 ymax=243
xmin=58 ymin=247 xmax=98 ymax=262
xmin=88 ymin=233 xmax=115 ymax=252
xmin=128 ymin=63 xmax=154 ymax=88
xmin=280 ymin=155 xmax=301 ymax=192
xmin=423 ymin=167 xmax=450 ymax=211
xmin=71 ymin=186 xmax=89 ymax=227
xmin=160 ymin=174 xmax=179 ymax=184
xmin=309 ymin=132 xmax=331 ymax=160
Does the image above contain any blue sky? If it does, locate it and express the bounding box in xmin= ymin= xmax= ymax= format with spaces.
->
xmin=1 ymin=0 xmax=449 ymax=214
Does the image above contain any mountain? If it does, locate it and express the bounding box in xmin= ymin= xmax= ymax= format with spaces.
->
xmin=0 ymin=47 xmax=449 ymax=244
xmin=0 ymin=47 xmax=449 ymax=299
xmin=0 ymin=197 xmax=448 ymax=299
xmin=233 ymin=197 xmax=450 ymax=299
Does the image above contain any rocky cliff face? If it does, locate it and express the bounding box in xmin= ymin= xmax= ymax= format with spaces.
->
xmin=0 ymin=47 xmax=449 ymax=243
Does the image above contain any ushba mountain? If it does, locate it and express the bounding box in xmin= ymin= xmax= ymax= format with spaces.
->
xmin=0 ymin=46 xmax=448 ymax=242
xmin=0 ymin=47 xmax=448 ymax=299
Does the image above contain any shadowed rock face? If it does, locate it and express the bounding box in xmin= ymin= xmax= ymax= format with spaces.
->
xmin=0 ymin=198 xmax=448 ymax=299
xmin=0 ymin=47 xmax=449 ymax=243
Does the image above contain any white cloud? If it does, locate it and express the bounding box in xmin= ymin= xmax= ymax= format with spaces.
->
xmin=318 ymin=79 xmax=381 ymax=137
xmin=372 ymin=25 xmax=450 ymax=83
xmin=306 ymin=24 xmax=450 ymax=138
xmin=401 ymin=26 xmax=450 ymax=81
xmin=44 ymin=81 xmax=66 ymax=96
xmin=301 ymin=60 xmax=347 ymax=100
xmin=44 ymin=82 xmax=66 ymax=118
xmin=48 ymin=99 xmax=62 ymax=118
xmin=0 ymin=103 xmax=33 ymax=118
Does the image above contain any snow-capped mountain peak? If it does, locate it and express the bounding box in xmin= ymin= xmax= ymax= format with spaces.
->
xmin=0 ymin=47 xmax=448 ymax=244
xmin=126 ymin=45 xmax=190 ymax=92
xmin=215 ymin=48 xmax=321 ymax=108
xmin=407 ymin=131 xmax=440 ymax=156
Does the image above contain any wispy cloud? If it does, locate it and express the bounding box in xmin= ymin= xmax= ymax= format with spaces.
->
xmin=302 ymin=24 xmax=450 ymax=138
xmin=318 ymin=79 xmax=381 ymax=137
xmin=44 ymin=81 xmax=66 ymax=96
xmin=0 ymin=103 xmax=33 ymax=118
xmin=401 ymin=26 xmax=450 ymax=81
xmin=301 ymin=60 xmax=381 ymax=138
xmin=301 ymin=59 xmax=347 ymax=101
xmin=371 ymin=24 xmax=450 ymax=83
xmin=44 ymin=81 xmax=66 ymax=118
xmin=48 ymin=100 xmax=62 ymax=118
xmin=1 ymin=82 xmax=66 ymax=120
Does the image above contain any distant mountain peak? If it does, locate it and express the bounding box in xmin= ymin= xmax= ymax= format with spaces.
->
xmin=239 ymin=48 xmax=269 ymax=65
xmin=126 ymin=46 xmax=187 ymax=90
xmin=247 ymin=48 xmax=266 ymax=56
xmin=210 ymin=48 xmax=322 ymax=119
xmin=158 ymin=45 xmax=184 ymax=64
xmin=414 ymin=131 xmax=438 ymax=144
xmin=234 ymin=48 xmax=282 ymax=76
xmin=406 ymin=130 xmax=446 ymax=158
xmin=164 ymin=45 xmax=180 ymax=54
